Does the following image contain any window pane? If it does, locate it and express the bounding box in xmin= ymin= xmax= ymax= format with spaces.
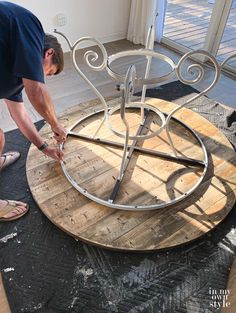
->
xmin=163 ymin=0 xmax=214 ymax=50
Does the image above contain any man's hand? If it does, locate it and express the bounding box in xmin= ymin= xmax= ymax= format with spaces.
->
xmin=42 ymin=145 xmax=64 ymax=161
xmin=51 ymin=123 xmax=67 ymax=144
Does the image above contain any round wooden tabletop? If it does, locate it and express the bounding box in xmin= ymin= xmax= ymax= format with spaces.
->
xmin=26 ymin=97 xmax=236 ymax=251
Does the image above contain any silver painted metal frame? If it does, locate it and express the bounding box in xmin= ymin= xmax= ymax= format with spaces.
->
xmin=54 ymin=27 xmax=236 ymax=211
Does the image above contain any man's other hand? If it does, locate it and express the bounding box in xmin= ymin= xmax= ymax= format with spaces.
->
xmin=42 ymin=145 xmax=64 ymax=161
xmin=51 ymin=123 xmax=67 ymax=144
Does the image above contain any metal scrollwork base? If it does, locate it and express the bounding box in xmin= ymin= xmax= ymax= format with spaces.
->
xmin=54 ymin=27 xmax=236 ymax=211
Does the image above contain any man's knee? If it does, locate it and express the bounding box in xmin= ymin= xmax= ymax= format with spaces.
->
xmin=0 ymin=129 xmax=4 ymax=140
xmin=0 ymin=129 xmax=5 ymax=154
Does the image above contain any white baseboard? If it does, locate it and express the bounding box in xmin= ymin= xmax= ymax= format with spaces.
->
xmin=62 ymin=31 xmax=127 ymax=52
xmin=99 ymin=31 xmax=127 ymax=44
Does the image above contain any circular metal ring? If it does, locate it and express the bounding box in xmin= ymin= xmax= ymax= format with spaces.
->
xmin=107 ymin=49 xmax=176 ymax=85
xmin=61 ymin=109 xmax=208 ymax=211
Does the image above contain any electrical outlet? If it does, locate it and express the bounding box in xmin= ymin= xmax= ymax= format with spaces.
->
xmin=55 ymin=13 xmax=67 ymax=27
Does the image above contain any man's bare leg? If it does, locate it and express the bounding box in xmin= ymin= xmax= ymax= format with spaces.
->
xmin=0 ymin=128 xmax=5 ymax=154
xmin=0 ymin=128 xmax=28 ymax=221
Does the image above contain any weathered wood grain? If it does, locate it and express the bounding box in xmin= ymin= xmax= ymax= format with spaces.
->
xmin=26 ymin=98 xmax=236 ymax=251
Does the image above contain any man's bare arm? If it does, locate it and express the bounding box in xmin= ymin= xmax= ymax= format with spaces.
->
xmin=23 ymin=78 xmax=67 ymax=143
xmin=23 ymin=78 xmax=58 ymax=126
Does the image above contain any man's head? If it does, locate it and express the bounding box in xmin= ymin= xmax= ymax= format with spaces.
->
xmin=43 ymin=34 xmax=64 ymax=76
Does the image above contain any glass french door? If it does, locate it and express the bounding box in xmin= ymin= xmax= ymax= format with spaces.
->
xmin=156 ymin=0 xmax=236 ymax=75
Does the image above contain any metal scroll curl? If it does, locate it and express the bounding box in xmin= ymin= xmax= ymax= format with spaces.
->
xmin=164 ymin=50 xmax=221 ymax=157
xmin=54 ymin=29 xmax=109 ymax=137
xmin=221 ymin=53 xmax=236 ymax=68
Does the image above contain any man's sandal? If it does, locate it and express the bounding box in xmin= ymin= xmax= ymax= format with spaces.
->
xmin=0 ymin=151 xmax=21 ymax=172
xmin=0 ymin=200 xmax=29 ymax=222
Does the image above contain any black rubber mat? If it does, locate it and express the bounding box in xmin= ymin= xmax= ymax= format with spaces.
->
xmin=0 ymin=81 xmax=236 ymax=313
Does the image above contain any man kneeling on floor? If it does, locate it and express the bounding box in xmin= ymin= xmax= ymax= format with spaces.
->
xmin=0 ymin=2 xmax=67 ymax=221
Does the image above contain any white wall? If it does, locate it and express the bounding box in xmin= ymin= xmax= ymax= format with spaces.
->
xmin=12 ymin=0 xmax=131 ymax=51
